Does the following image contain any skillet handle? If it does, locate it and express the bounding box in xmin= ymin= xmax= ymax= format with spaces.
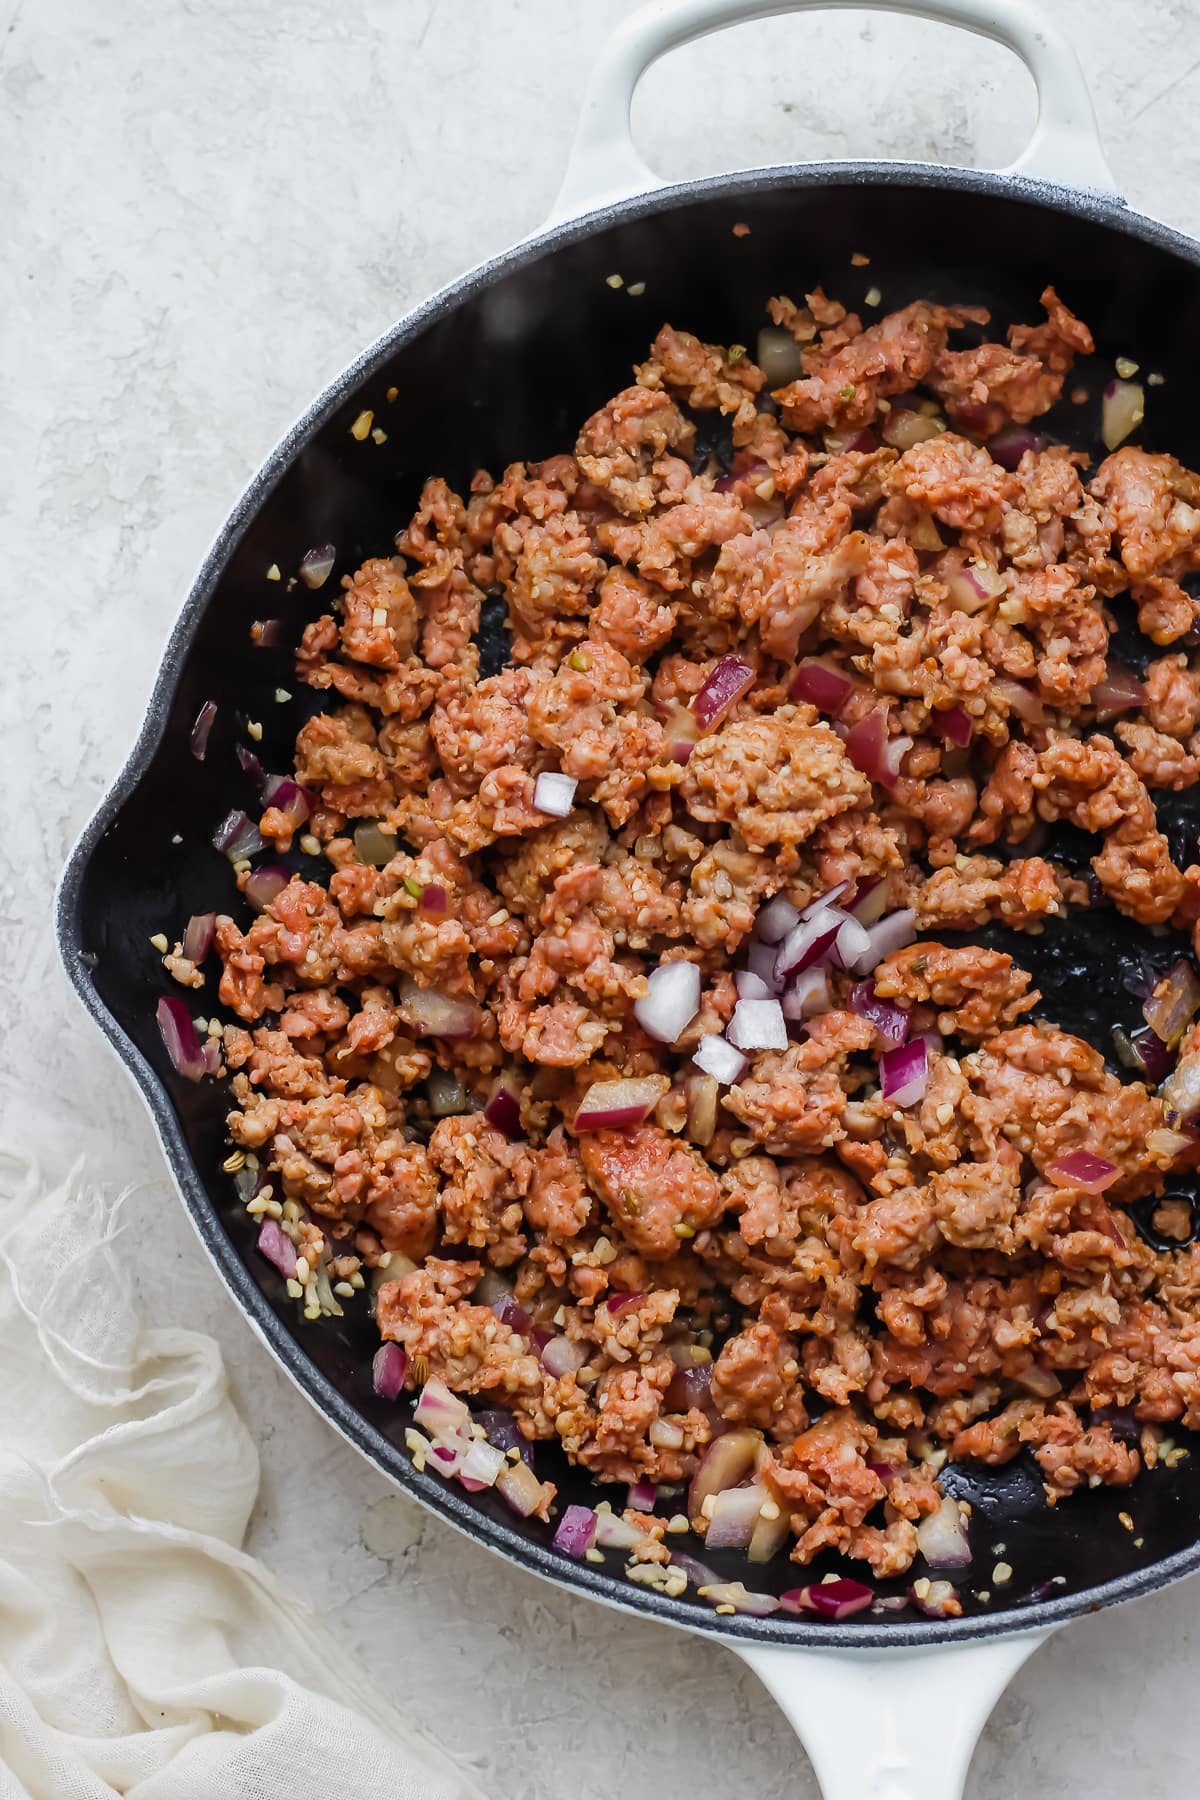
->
xmin=546 ymin=0 xmax=1120 ymax=225
xmin=736 ymin=1628 xmax=1050 ymax=1800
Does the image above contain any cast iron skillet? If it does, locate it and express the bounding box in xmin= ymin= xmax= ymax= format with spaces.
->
xmin=55 ymin=1 xmax=1200 ymax=1792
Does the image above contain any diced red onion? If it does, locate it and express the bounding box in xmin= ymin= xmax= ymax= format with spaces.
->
xmin=735 ymin=970 xmax=773 ymax=1001
xmin=695 ymin=1582 xmax=780 ymax=1617
xmin=492 ymin=1291 xmax=534 ymax=1335
xmin=1156 ymin=1049 xmax=1200 ymax=1128
xmin=477 ymin=1408 xmax=534 ymax=1467
xmin=908 ymin=1578 xmax=959 ymax=1618
xmin=257 ymin=1217 xmax=298 ymax=1280
xmin=745 ymin=941 xmax=783 ymax=992
xmin=396 ymin=976 xmax=481 ymax=1041
xmin=533 ymin=771 xmax=578 ymax=817
xmin=243 ymin=863 xmax=290 ymax=912
xmin=371 ymin=1341 xmax=407 ymax=1399
xmin=994 ymin=678 xmax=1045 ymax=724
xmin=459 ymin=1438 xmax=507 ymax=1488
xmin=705 ymin=1483 xmax=767 ymax=1549
xmin=1092 ymin=662 xmax=1148 ymax=720
xmin=1045 ymin=1149 xmax=1120 ymax=1193
xmin=496 ymin=1458 xmax=550 ymax=1518
xmin=236 ymin=743 xmax=267 ymax=786
xmin=156 ymin=996 xmax=210 ymax=1082
xmin=354 ymin=822 xmax=398 ymax=866
xmin=594 ymin=1510 xmax=644 ymax=1550
xmin=1130 ymin=1025 xmax=1175 ymax=1084
xmin=756 ymin=326 xmax=805 ymax=386
xmin=668 ymin=1551 xmax=723 ymax=1592
xmin=849 ymin=980 xmax=909 ymax=1046
xmin=853 ymin=908 xmax=918 ymax=972
xmin=800 ymin=881 xmax=851 ymax=915
xmin=692 ymin=656 xmax=756 ymax=732
xmin=182 ymin=912 xmax=215 ymax=964
xmin=627 ymin=1478 xmax=657 ymax=1512
xmin=845 ymin=710 xmax=909 ymax=788
xmin=553 ymin=1505 xmax=598 ymax=1557
xmin=484 ymin=1085 xmax=523 ymax=1139
xmin=756 ymin=894 xmax=801 ymax=945
xmin=201 ymin=1039 xmax=222 ymax=1076
xmin=987 ymin=424 xmax=1042 ymax=470
xmin=414 ymin=1377 xmax=471 ymax=1439
xmin=605 ymin=1290 xmax=645 ymax=1314
xmin=693 ymin=1034 xmax=747 ymax=1085
xmin=1015 ymin=1363 xmax=1062 ymax=1399
xmin=212 ymin=808 xmax=266 ymax=862
xmin=789 ymin=657 xmax=856 ymax=715
xmin=299 ymin=543 xmax=336 ymax=589
xmin=781 ymin=1578 xmax=874 ymax=1621
xmin=420 ymin=883 xmax=448 ymax=915
xmin=747 ymin=1497 xmax=791 ymax=1564
xmin=251 ymin=617 xmax=285 ymax=648
xmin=634 ymin=960 xmax=702 ymax=1045
xmin=261 ymin=775 xmax=313 ymax=827
xmin=832 ymin=914 xmax=873 ymax=971
xmin=937 ymin=706 xmax=973 ymax=747
xmin=685 ymin=1070 xmax=719 ymax=1146
xmin=882 ymin=408 xmax=944 ymax=450
xmin=190 ymin=699 xmax=218 ymax=761
xmin=782 ymin=966 xmax=831 ymax=1021
xmin=1102 ymin=379 xmax=1145 ymax=452
xmin=574 ymin=1076 xmax=663 ymax=1132
xmin=540 ymin=1334 xmax=588 ymax=1378
xmin=688 ymin=1427 xmax=762 ymax=1515
xmin=916 ymin=1495 xmax=972 ymax=1569
xmin=665 ymin=1359 xmax=714 ymax=1412
xmin=880 ymin=1036 xmax=928 ymax=1107
xmin=774 ymin=910 xmax=842 ymax=981
xmin=1143 ymin=958 xmax=1200 ymax=1049
xmin=825 ymin=426 xmax=877 ymax=454
xmin=848 ymin=878 xmax=890 ymax=926
xmin=727 ymin=997 xmax=787 ymax=1053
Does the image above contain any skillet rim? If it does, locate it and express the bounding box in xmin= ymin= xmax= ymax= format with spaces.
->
xmin=56 ymin=158 xmax=1200 ymax=1649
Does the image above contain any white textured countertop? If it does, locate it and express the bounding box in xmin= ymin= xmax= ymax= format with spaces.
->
xmin=5 ymin=1 xmax=1200 ymax=1793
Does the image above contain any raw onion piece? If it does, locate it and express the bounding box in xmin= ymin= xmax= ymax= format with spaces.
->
xmin=156 ymin=996 xmax=210 ymax=1082
xmin=353 ymin=821 xmax=398 ymax=866
xmin=212 ymin=808 xmax=266 ymax=862
xmin=1129 ymin=1025 xmax=1174 ymax=1084
xmin=299 ymin=543 xmax=336 ymax=589
xmin=746 ymin=1494 xmax=791 ymax=1564
xmin=182 ymin=912 xmax=215 ymax=964
xmin=756 ymin=326 xmax=805 ymax=386
xmin=371 ymin=1342 xmax=407 ymax=1399
xmin=477 ymin=1407 xmax=534 ymax=1467
xmin=605 ymin=1290 xmax=645 ymax=1314
xmin=845 ymin=710 xmax=910 ymax=788
xmin=735 ymin=970 xmax=773 ymax=1001
xmin=1102 ymin=379 xmax=1145 ymax=452
xmin=251 ymin=617 xmax=285 ymax=648
xmin=987 ymin=424 xmax=1042 ymax=470
xmin=594 ymin=1510 xmax=644 ymax=1550
xmin=459 ymin=1438 xmax=507 ymax=1488
xmin=727 ymin=997 xmax=787 ymax=1053
xmin=484 ymin=1085 xmax=523 ymax=1139
xmin=396 ymin=976 xmax=481 ymax=1041
xmin=492 ymin=1291 xmax=534 ymax=1335
xmin=693 ymin=1034 xmax=748 ymax=1086
xmin=688 ymin=1427 xmax=762 ymax=1515
xmin=936 ymin=706 xmax=973 ymax=747
xmin=853 ymin=908 xmax=917 ymax=972
xmin=781 ymin=965 xmax=831 ymax=1021
xmin=190 ymin=699 xmax=218 ymax=761
xmin=420 ymin=882 xmax=448 ymax=915
xmin=916 ymin=1495 xmax=972 ymax=1569
xmin=634 ymin=960 xmax=701 ymax=1044
xmin=993 ymin=678 xmax=1045 ymax=724
xmin=1092 ymin=662 xmax=1147 ymax=719
xmin=1143 ymin=958 xmax=1200 ymax=1049
xmin=880 ymin=1036 xmax=928 ymax=1107
xmin=414 ymin=1376 xmax=470 ymax=1438
xmin=832 ymin=914 xmax=872 ymax=971
xmin=553 ymin=1505 xmax=598 ymax=1557
xmin=695 ymin=1581 xmax=780 ymax=1617
xmin=692 ymin=656 xmax=757 ymax=732
xmin=946 ymin=561 xmax=1006 ymax=614
xmin=257 ymin=1217 xmax=298 ymax=1280
xmin=243 ymin=863 xmax=290 ymax=912
xmin=746 ymin=940 xmax=783 ymax=989
xmin=496 ymin=1458 xmax=550 ymax=1518
xmin=849 ymin=980 xmax=909 ymax=1046
xmin=261 ymin=775 xmax=313 ymax=826
xmin=848 ymin=878 xmax=890 ymax=926
xmin=575 ymin=1076 xmax=665 ymax=1132
xmin=909 ymin=1578 xmax=959 ymax=1618
xmin=665 ymin=1358 xmax=713 ymax=1413
xmin=627 ymin=1477 xmax=657 ymax=1513
xmin=756 ymin=894 xmax=801 ymax=945
xmin=1045 ymin=1149 xmax=1120 ymax=1193
xmin=789 ymin=657 xmax=857 ymax=715
xmin=705 ymin=1483 xmax=767 ymax=1550
xmin=540 ymin=1334 xmax=588 ymax=1378
xmin=781 ymin=1578 xmax=874 ymax=1621
xmin=533 ymin=771 xmax=578 ymax=817
xmin=773 ymin=909 xmax=842 ymax=981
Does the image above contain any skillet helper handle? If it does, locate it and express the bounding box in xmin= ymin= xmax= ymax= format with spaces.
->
xmin=547 ymin=0 xmax=1120 ymax=224
xmin=737 ymin=1630 xmax=1049 ymax=1800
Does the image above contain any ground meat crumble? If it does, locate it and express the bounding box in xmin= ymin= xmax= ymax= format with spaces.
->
xmin=167 ymin=281 xmax=1200 ymax=1602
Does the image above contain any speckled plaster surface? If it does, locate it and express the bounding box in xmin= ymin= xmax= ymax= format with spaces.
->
xmin=4 ymin=1 xmax=1200 ymax=1793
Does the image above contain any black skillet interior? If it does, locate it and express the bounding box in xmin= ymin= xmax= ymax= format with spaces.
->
xmin=59 ymin=169 xmax=1200 ymax=1647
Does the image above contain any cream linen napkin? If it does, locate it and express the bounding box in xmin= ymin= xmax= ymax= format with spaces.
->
xmin=0 ymin=1153 xmax=489 ymax=1800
